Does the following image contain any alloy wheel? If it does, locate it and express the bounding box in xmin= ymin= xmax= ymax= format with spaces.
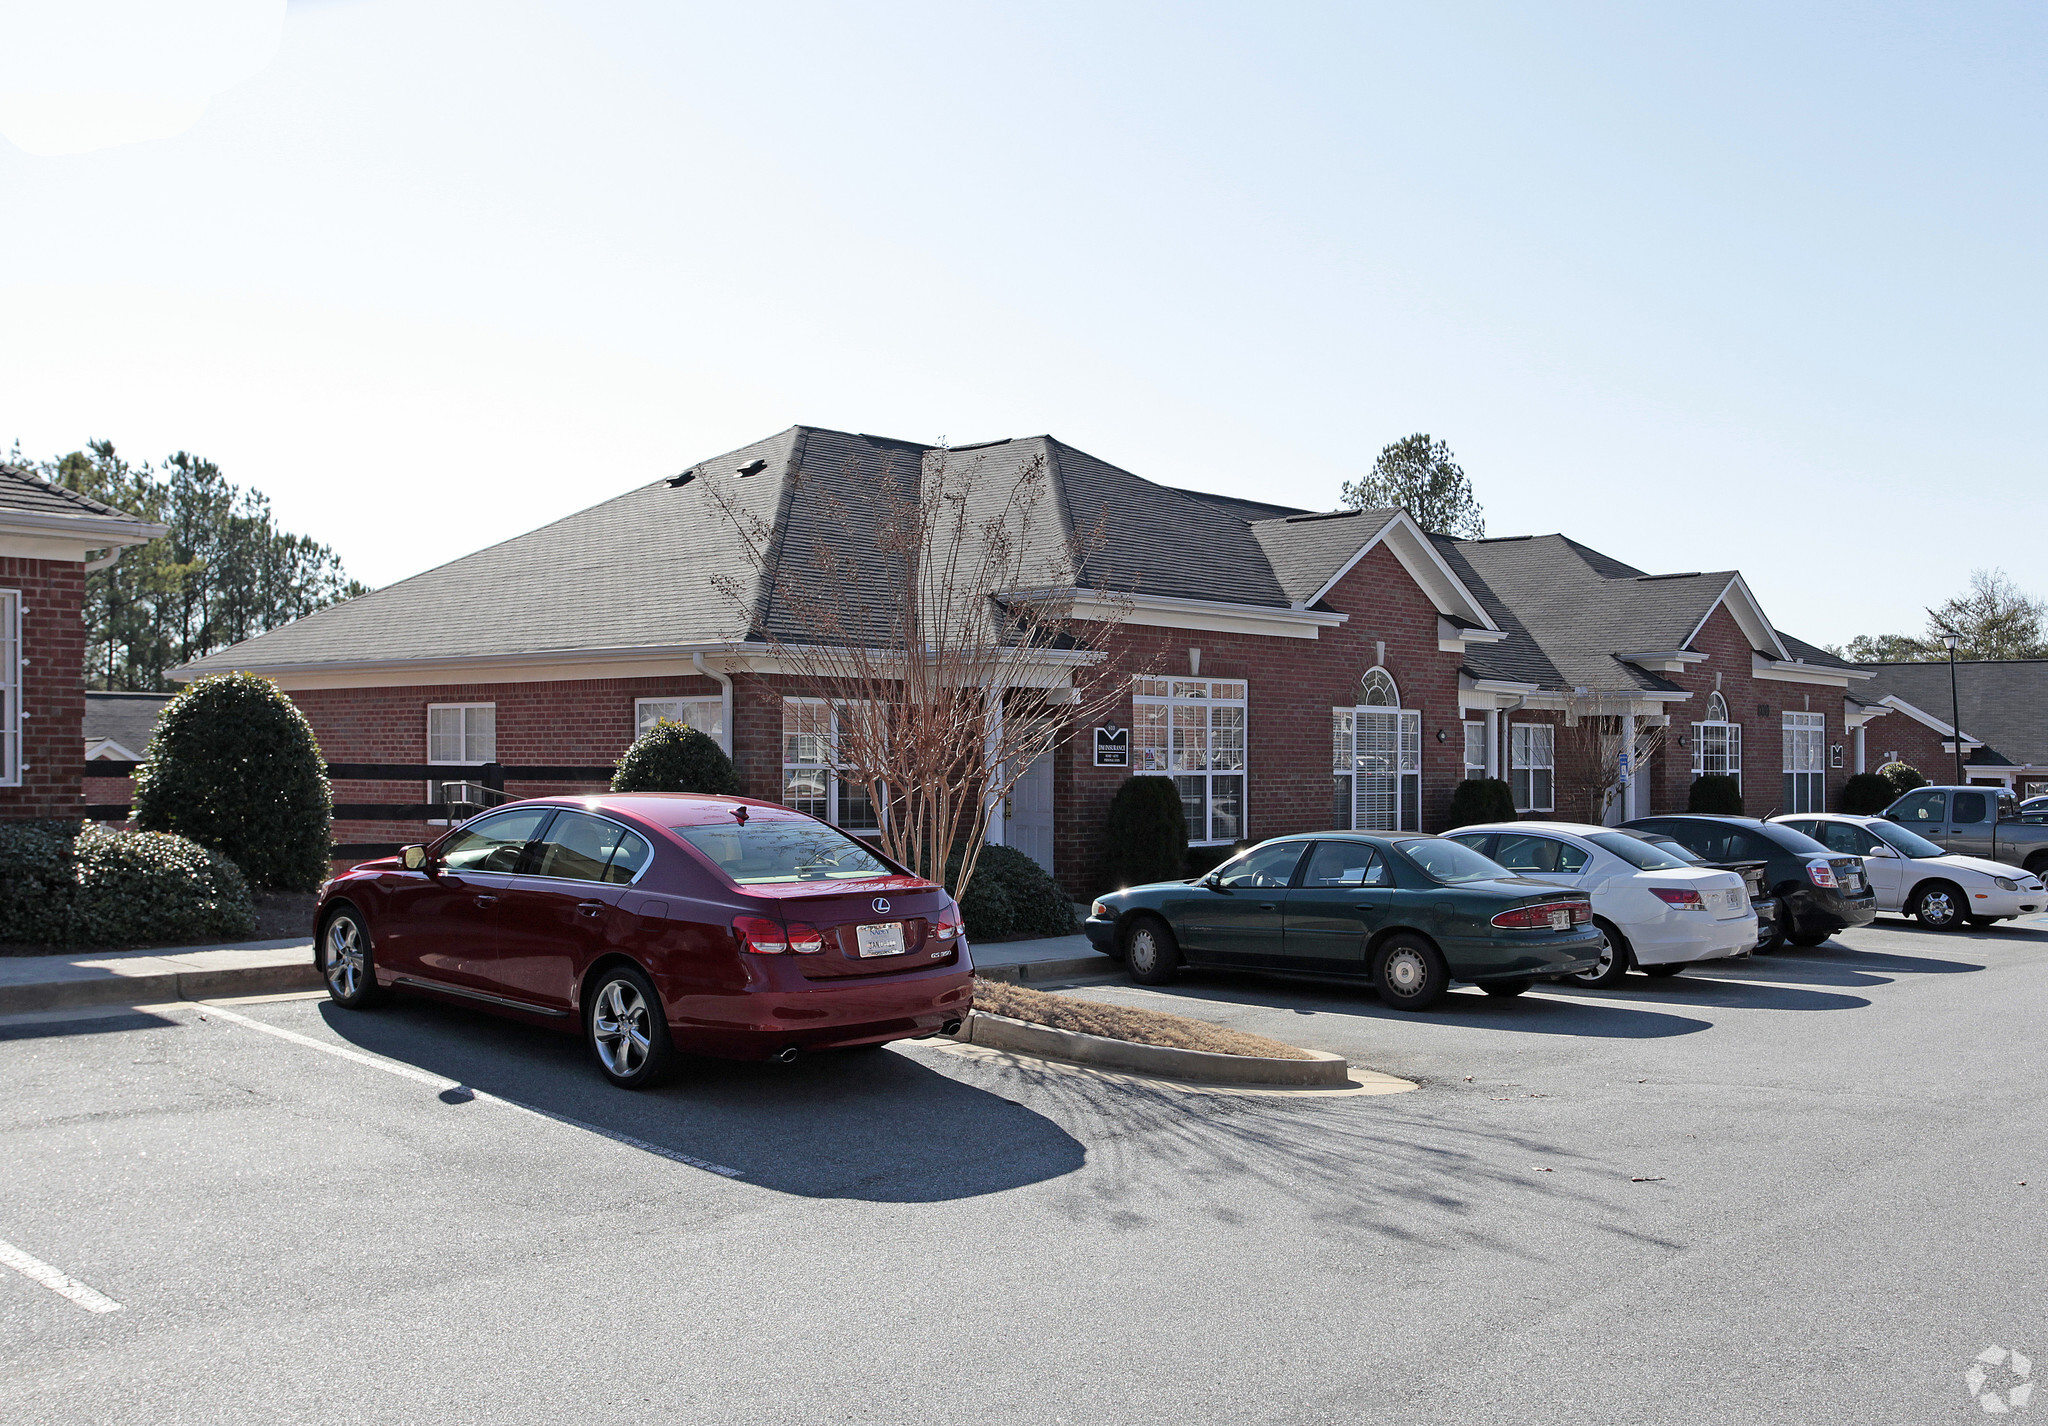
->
xmin=1383 ymin=947 xmax=1428 ymax=998
xmin=591 ymin=980 xmax=652 ymax=1078
xmin=325 ymin=916 xmax=365 ymax=1000
xmin=1918 ymin=888 xmax=1958 ymax=928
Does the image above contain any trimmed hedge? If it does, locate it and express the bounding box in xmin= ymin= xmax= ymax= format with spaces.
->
xmin=0 ymin=820 xmax=257 ymax=948
xmin=1688 ymin=774 xmax=1744 ymax=814
xmin=1446 ymin=778 xmax=1516 ymax=828
xmin=1841 ymin=772 xmax=1897 ymax=815
xmin=133 ymin=672 xmax=332 ymax=892
xmin=1098 ymin=775 xmax=1188 ymax=891
xmin=611 ymin=722 xmax=740 ymax=795
xmin=1878 ymin=761 xmax=1927 ymax=796
xmin=947 ymin=843 xmax=1075 ymax=942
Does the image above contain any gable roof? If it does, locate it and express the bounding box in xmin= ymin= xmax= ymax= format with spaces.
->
xmin=84 ymin=691 xmax=172 ymax=759
xmin=174 ymin=426 xmax=1497 ymax=680
xmin=0 ymin=464 xmax=165 ymax=560
xmin=1855 ymin=660 xmax=2048 ymax=769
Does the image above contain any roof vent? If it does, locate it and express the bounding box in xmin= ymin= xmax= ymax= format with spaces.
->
xmin=1281 ymin=509 xmax=1361 ymax=523
xmin=1636 ymin=571 xmax=1703 ymax=581
xmin=667 ymin=469 xmax=697 ymax=488
xmin=736 ymin=459 xmax=768 ymax=477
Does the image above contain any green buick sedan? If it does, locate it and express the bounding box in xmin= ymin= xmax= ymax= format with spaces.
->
xmin=1083 ymin=833 xmax=1607 ymax=1010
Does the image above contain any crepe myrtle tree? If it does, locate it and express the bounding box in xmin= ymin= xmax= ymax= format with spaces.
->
xmin=1557 ymin=693 xmax=1667 ymax=825
xmin=701 ymin=443 xmax=1146 ymax=901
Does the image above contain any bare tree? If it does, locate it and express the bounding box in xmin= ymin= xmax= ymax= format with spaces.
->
xmin=1559 ymin=693 xmax=1667 ymax=825
xmin=701 ymin=443 xmax=1140 ymax=898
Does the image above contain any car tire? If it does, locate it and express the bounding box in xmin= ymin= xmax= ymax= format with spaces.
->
xmin=319 ymin=904 xmax=383 ymax=1010
xmin=1754 ymin=922 xmax=1785 ymax=953
xmin=1911 ymin=883 xmax=1965 ymax=932
xmin=584 ymin=963 xmax=677 ymax=1090
xmin=1373 ymin=933 xmax=1450 ymax=1012
xmin=1123 ymin=915 xmax=1180 ymax=986
xmin=1641 ymin=962 xmax=1688 ymax=978
xmin=1968 ymin=915 xmax=2002 ymax=929
xmin=1787 ymin=927 xmax=1833 ymax=947
xmin=1565 ymin=921 xmax=1633 ymax=988
xmin=1480 ymin=977 xmax=1533 ymax=998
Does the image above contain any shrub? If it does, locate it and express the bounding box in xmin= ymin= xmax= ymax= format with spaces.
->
xmin=1841 ymin=772 xmax=1897 ymax=815
xmin=1098 ymin=776 xmax=1188 ymax=891
xmin=1446 ymin=778 xmax=1517 ymax=828
xmin=946 ymin=843 xmax=1075 ymax=942
xmin=1878 ymin=760 xmax=1927 ymax=796
xmin=0 ymin=821 xmax=257 ymax=948
xmin=1688 ymin=774 xmax=1744 ymax=814
xmin=133 ymin=672 xmax=332 ymax=892
xmin=611 ymin=721 xmax=741 ymax=795
xmin=1186 ymin=842 xmax=1248 ymax=879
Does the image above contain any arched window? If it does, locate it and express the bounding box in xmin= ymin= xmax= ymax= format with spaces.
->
xmin=1335 ymin=668 xmax=1419 ymax=832
xmin=1705 ymin=691 xmax=1728 ymax=722
xmin=1360 ymin=667 xmax=1399 ymax=708
xmin=1693 ymin=691 xmax=1740 ymax=791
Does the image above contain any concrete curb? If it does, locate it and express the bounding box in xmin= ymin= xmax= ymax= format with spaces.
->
xmin=951 ymin=1010 xmax=1351 ymax=1087
xmin=970 ymin=954 xmax=1117 ymax=985
xmin=0 ymin=949 xmax=321 ymax=1015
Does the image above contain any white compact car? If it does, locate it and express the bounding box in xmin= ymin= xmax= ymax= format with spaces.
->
xmin=1447 ymin=822 xmax=1757 ymax=986
xmin=1772 ymin=813 xmax=2046 ymax=929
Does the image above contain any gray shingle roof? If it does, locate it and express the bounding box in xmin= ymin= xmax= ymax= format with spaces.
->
xmin=1855 ymin=660 xmax=2048 ymax=768
xmin=1167 ymin=487 xmax=1309 ymax=522
xmin=0 ymin=463 xmax=140 ymax=521
xmin=1248 ymin=509 xmax=1402 ymax=606
xmin=83 ymin=692 xmax=172 ymax=756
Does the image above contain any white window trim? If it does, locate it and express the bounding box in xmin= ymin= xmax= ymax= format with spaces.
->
xmin=426 ymin=702 xmax=497 ymax=825
xmin=1332 ymin=701 xmax=1423 ymax=833
xmin=1462 ymin=719 xmax=1488 ymax=782
xmin=1509 ymin=721 xmax=1555 ymax=814
xmin=634 ymin=695 xmax=723 ymax=740
xmin=1783 ymin=710 xmax=1826 ymax=813
xmin=0 ymin=589 xmax=20 ymax=788
xmin=781 ymin=698 xmax=882 ymax=833
xmin=1691 ymin=705 xmax=1742 ymax=791
xmin=1133 ymin=678 xmax=1249 ymax=846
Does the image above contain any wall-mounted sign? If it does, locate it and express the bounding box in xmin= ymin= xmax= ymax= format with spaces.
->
xmin=1093 ymin=722 xmax=1129 ymax=767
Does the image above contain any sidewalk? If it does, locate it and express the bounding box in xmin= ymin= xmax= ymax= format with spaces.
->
xmin=0 ymin=929 xmax=1115 ymax=1015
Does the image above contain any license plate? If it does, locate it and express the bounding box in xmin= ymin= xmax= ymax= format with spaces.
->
xmin=1548 ymin=909 xmax=1569 ymax=931
xmin=856 ymin=922 xmax=906 ymax=958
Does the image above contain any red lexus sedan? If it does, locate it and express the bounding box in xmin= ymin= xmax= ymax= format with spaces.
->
xmin=313 ymin=793 xmax=975 ymax=1088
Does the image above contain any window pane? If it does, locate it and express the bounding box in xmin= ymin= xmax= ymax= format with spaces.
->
xmin=1132 ymin=678 xmax=1170 ymax=698
xmin=638 ymin=699 xmax=682 ymax=734
xmin=1172 ymin=710 xmax=1209 ymax=772
xmin=1214 ymin=839 xmax=1303 ymax=888
xmin=1134 ymin=702 xmax=1170 ymax=773
xmin=783 ymin=702 xmax=830 ymax=765
xmin=1172 ymin=680 xmax=1208 ymax=700
xmin=1210 ymin=706 xmax=1246 ymax=771
xmin=674 ymin=819 xmax=892 ymax=884
xmin=428 ymin=707 xmax=463 ymax=763
xmin=533 ymin=811 xmax=626 ymax=882
xmin=604 ymin=830 xmax=654 ymax=883
xmin=1302 ymin=842 xmax=1383 ymax=887
xmin=1463 ymin=721 xmax=1486 ymax=776
xmin=1331 ymin=774 xmax=1353 ymax=829
xmin=1210 ymin=775 xmax=1245 ymax=843
xmin=464 ymin=706 xmax=496 ymax=763
xmin=1533 ymin=768 xmax=1553 ymax=810
xmin=1209 ymin=680 xmax=1246 ymax=701
xmin=1174 ymin=774 xmax=1208 ymax=843
xmin=1331 ymin=711 xmax=1352 ymax=773
xmin=782 ymin=771 xmax=829 ymax=819
xmin=837 ymin=779 xmax=878 ymax=831
xmin=439 ymin=807 xmax=552 ymax=873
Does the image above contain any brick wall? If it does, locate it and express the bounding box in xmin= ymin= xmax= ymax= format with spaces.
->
xmin=0 ymin=557 xmax=86 ymax=820
xmin=1861 ymin=710 xmax=1983 ymax=786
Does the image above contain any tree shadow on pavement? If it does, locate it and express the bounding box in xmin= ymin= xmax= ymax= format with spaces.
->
xmin=313 ymin=997 xmax=1085 ymax=1204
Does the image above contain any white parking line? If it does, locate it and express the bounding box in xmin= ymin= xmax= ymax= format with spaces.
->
xmin=0 ymin=1238 xmax=122 ymax=1314
xmin=196 ymin=1002 xmax=743 ymax=1179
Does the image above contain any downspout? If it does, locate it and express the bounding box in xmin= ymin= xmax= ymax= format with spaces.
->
xmin=692 ymin=651 xmax=733 ymax=757
xmin=83 ymin=547 xmax=124 ymax=574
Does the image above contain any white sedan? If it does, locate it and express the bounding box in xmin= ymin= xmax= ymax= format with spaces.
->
xmin=1447 ymin=821 xmax=1757 ymax=986
xmin=1771 ymin=813 xmax=2046 ymax=930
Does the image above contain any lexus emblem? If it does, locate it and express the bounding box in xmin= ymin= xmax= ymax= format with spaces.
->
xmin=872 ymin=897 xmax=891 ymax=915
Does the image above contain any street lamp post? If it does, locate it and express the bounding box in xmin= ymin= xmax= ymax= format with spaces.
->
xmin=1941 ymin=631 xmax=1964 ymax=785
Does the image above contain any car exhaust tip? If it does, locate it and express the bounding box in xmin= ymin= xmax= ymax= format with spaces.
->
xmin=772 ymin=1046 xmax=800 ymax=1065
xmin=941 ymin=1018 xmax=963 ymax=1036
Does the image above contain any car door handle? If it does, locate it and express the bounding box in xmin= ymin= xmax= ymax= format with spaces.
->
xmin=576 ymin=900 xmax=605 ymax=917
xmin=474 ymin=894 xmax=499 ymax=907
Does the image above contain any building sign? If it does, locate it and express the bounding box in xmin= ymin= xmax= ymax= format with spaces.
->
xmin=1093 ymin=722 xmax=1129 ymax=767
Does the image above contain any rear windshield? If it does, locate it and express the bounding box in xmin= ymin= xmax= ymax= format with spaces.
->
xmin=1757 ymin=823 xmax=1831 ymax=856
xmin=1643 ymin=836 xmax=1706 ymax=865
xmin=1397 ymin=838 xmax=1511 ymax=885
xmin=673 ymin=820 xmax=895 ymax=884
xmin=1586 ymin=832 xmax=1689 ymax=871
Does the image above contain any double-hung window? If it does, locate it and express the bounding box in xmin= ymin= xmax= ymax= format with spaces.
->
xmin=0 ymin=589 xmax=19 ymax=787
xmin=1331 ymin=669 xmax=1420 ymax=831
xmin=1509 ymin=723 xmax=1555 ymax=814
xmin=1463 ymin=720 xmax=1488 ymax=782
xmin=426 ymin=703 xmax=496 ymax=821
xmin=1133 ymin=678 xmax=1247 ymax=845
xmin=1692 ymin=691 xmax=1741 ymax=792
xmin=635 ymin=696 xmax=723 ymax=744
xmin=781 ymin=699 xmax=879 ymax=832
xmin=1783 ymin=711 xmax=1826 ymax=813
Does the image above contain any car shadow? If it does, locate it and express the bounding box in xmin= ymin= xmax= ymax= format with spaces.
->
xmin=0 ymin=1006 xmax=181 ymax=1041
xmin=1753 ymin=942 xmax=1986 ymax=977
xmin=1547 ymin=973 xmax=1870 ymax=1012
xmin=1108 ymin=971 xmax=1716 ymax=1039
xmin=314 ymin=997 xmax=1085 ymax=1204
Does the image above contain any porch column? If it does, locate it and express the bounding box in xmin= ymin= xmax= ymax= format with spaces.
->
xmin=984 ymin=685 xmax=1005 ymax=846
xmin=1619 ymin=712 xmax=1637 ymax=823
xmin=1489 ymin=707 xmax=1503 ymax=779
xmin=1855 ymin=724 xmax=1866 ymax=774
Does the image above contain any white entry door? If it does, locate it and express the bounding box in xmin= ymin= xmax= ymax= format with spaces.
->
xmin=1006 ymin=754 xmax=1056 ymax=875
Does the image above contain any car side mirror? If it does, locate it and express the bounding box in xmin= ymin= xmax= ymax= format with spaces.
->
xmin=1883 ymin=813 xmax=1901 ymax=823
xmin=401 ymin=844 xmax=431 ymax=871
xmin=1864 ymin=845 xmax=1896 ymax=858
xmin=1201 ymin=873 xmax=1223 ymax=890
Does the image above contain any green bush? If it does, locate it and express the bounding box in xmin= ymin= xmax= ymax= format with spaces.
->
xmin=946 ymin=843 xmax=1075 ymax=942
xmin=1878 ymin=760 xmax=1927 ymax=796
xmin=611 ymin=721 xmax=740 ymax=795
xmin=1446 ymin=778 xmax=1517 ymax=828
xmin=1098 ymin=776 xmax=1188 ymax=891
xmin=1841 ymin=772 xmax=1897 ymax=815
xmin=1688 ymin=774 xmax=1744 ymax=815
xmin=0 ymin=820 xmax=257 ymax=948
xmin=133 ymin=672 xmax=332 ymax=892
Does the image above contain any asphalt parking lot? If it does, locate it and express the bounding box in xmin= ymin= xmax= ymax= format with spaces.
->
xmin=3 ymin=913 xmax=2043 ymax=1425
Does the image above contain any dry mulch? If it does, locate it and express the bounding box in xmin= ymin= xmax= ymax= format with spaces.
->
xmin=970 ymin=977 xmax=1313 ymax=1060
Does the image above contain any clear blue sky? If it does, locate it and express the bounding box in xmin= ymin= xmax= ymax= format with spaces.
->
xmin=2 ymin=1 xmax=2041 ymax=646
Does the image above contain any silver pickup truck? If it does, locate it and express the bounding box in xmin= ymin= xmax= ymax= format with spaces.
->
xmin=1885 ymin=786 xmax=2048 ymax=878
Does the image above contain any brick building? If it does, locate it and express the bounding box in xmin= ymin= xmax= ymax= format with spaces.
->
xmin=1850 ymin=660 xmax=2048 ymax=798
xmin=174 ymin=426 xmax=1875 ymax=894
xmin=0 ymin=465 xmax=163 ymax=820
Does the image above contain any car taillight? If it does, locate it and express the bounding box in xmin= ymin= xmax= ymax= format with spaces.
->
xmin=1491 ymin=900 xmax=1591 ymax=929
xmin=1649 ymin=887 xmax=1706 ymax=910
xmin=1806 ymin=859 xmax=1837 ymax=889
xmin=786 ymin=922 xmax=825 ymax=953
xmin=733 ymin=915 xmax=790 ymax=953
xmin=931 ymin=904 xmax=964 ymax=942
